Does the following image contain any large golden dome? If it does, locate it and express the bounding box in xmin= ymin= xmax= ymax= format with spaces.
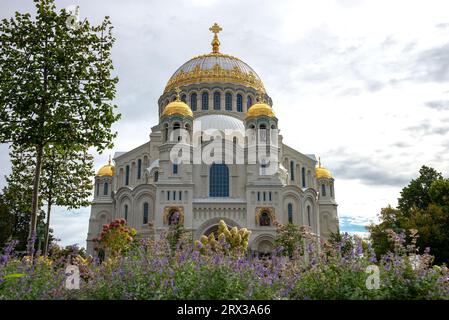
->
xmin=316 ymin=159 xmax=333 ymax=179
xmin=246 ymin=101 xmax=275 ymax=119
xmin=162 ymin=89 xmax=193 ymax=118
xmin=164 ymin=23 xmax=265 ymax=94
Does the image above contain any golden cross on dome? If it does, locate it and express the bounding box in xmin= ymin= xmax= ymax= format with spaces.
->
xmin=209 ymin=23 xmax=222 ymax=53
xmin=174 ymin=87 xmax=181 ymax=101
xmin=108 ymin=155 xmax=112 ymax=165
xmin=318 ymin=157 xmax=321 ymax=167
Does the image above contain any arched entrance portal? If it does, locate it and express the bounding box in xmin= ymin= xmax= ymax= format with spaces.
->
xmin=251 ymin=235 xmax=275 ymax=259
xmin=258 ymin=240 xmax=274 ymax=259
xmin=203 ymin=224 xmax=220 ymax=238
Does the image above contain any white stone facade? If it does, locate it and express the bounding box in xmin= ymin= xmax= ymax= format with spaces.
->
xmin=86 ymin=37 xmax=339 ymax=256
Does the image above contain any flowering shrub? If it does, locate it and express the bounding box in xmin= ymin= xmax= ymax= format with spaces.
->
xmin=93 ymin=219 xmax=136 ymax=257
xmin=195 ymin=220 xmax=251 ymax=254
xmin=0 ymin=225 xmax=448 ymax=300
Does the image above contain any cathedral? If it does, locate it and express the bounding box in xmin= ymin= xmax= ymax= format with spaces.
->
xmin=86 ymin=24 xmax=339 ymax=256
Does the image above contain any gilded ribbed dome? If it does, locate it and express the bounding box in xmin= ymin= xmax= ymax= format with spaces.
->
xmin=162 ymin=90 xmax=193 ymax=118
xmin=97 ymin=164 xmax=114 ymax=177
xmin=97 ymin=156 xmax=115 ymax=177
xmin=162 ymin=100 xmax=193 ymax=118
xmin=246 ymin=101 xmax=275 ymax=119
xmin=316 ymin=159 xmax=333 ymax=179
xmin=164 ymin=24 xmax=265 ymax=94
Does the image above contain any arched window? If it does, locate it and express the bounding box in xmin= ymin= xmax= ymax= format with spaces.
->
xmin=260 ymin=211 xmax=271 ymax=226
xmin=96 ymin=182 xmax=99 ymax=196
xmin=330 ymin=183 xmax=334 ymax=197
xmin=269 ymin=191 xmax=272 ymax=201
xmin=154 ymin=171 xmax=159 ymax=182
xmin=173 ymin=164 xmax=178 ymax=174
xmin=225 ymin=92 xmax=232 ymax=110
xmin=307 ymin=205 xmax=311 ymax=226
xmin=202 ymin=92 xmax=209 ymax=110
xmin=137 ymin=159 xmax=142 ymax=179
xmin=173 ymin=122 xmax=181 ymax=141
xmin=213 ymin=91 xmax=221 ymax=110
xmin=190 ymin=93 xmax=197 ymax=111
xmin=181 ymin=94 xmax=186 ymax=103
xmin=103 ymin=182 xmax=108 ymax=195
xmin=143 ymin=202 xmax=149 ymax=224
xmin=237 ymin=94 xmax=243 ymax=112
xmin=257 ymin=192 xmax=260 ymax=202
xmin=125 ymin=165 xmax=130 ymax=186
xmin=124 ymin=204 xmax=128 ymax=221
xmin=179 ymin=191 xmax=182 ymax=201
xmin=167 ymin=191 xmax=170 ymax=201
xmin=288 ymin=203 xmax=293 ymax=224
xmin=259 ymin=123 xmax=267 ymax=142
xmin=322 ymin=184 xmax=326 ymax=196
xmin=247 ymin=96 xmax=253 ymax=110
xmin=209 ymin=163 xmax=229 ymax=197
xmin=290 ymin=161 xmax=294 ymax=181
xmin=302 ymin=167 xmax=306 ymax=187
xmin=164 ymin=124 xmax=168 ymax=142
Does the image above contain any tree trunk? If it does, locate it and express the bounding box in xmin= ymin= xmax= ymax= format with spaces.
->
xmin=43 ymin=199 xmax=52 ymax=257
xmin=28 ymin=144 xmax=43 ymax=256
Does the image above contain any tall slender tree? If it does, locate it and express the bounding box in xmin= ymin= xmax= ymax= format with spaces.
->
xmin=8 ymin=143 xmax=94 ymax=255
xmin=0 ymin=0 xmax=120 ymax=252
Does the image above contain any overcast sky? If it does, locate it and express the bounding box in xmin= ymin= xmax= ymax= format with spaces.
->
xmin=1 ymin=0 xmax=449 ymax=247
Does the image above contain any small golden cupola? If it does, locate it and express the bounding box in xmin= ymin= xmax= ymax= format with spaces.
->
xmin=97 ymin=156 xmax=115 ymax=177
xmin=161 ymin=88 xmax=193 ymax=118
xmin=315 ymin=157 xmax=333 ymax=180
xmin=246 ymin=93 xmax=276 ymax=119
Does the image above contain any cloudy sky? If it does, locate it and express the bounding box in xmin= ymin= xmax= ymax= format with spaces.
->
xmin=1 ymin=0 xmax=449 ymax=247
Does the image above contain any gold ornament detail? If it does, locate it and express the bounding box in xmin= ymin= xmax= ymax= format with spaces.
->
xmin=164 ymin=53 xmax=266 ymax=94
xmin=209 ymin=23 xmax=222 ymax=53
xmin=163 ymin=206 xmax=185 ymax=225
xmin=255 ymin=207 xmax=275 ymax=226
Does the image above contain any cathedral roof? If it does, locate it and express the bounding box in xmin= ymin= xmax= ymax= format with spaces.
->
xmin=97 ymin=156 xmax=115 ymax=177
xmin=246 ymin=101 xmax=276 ymax=119
xmin=161 ymin=88 xmax=193 ymax=118
xmin=164 ymin=23 xmax=265 ymax=94
xmin=316 ymin=158 xmax=333 ymax=180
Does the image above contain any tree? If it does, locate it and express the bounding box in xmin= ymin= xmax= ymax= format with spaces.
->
xmin=366 ymin=206 xmax=403 ymax=258
xmin=368 ymin=166 xmax=449 ymax=263
xmin=0 ymin=194 xmax=14 ymax=249
xmin=274 ymin=221 xmax=303 ymax=258
xmin=402 ymin=204 xmax=449 ymax=264
xmin=0 ymin=0 xmax=120 ymax=252
xmin=398 ymin=166 xmax=442 ymax=216
xmin=8 ymin=143 xmax=94 ymax=255
xmin=0 ymin=184 xmax=49 ymax=253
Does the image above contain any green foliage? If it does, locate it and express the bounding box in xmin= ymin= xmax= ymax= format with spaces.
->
xmin=7 ymin=143 xmax=94 ymax=254
xmin=0 ymin=187 xmax=49 ymax=252
xmin=94 ymin=219 xmax=137 ymax=257
xmin=0 ymin=0 xmax=120 ymax=245
xmin=274 ymin=221 xmax=303 ymax=257
xmin=398 ymin=166 xmax=442 ymax=216
xmin=368 ymin=166 xmax=449 ymax=264
xmin=0 ymin=196 xmax=14 ymax=248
